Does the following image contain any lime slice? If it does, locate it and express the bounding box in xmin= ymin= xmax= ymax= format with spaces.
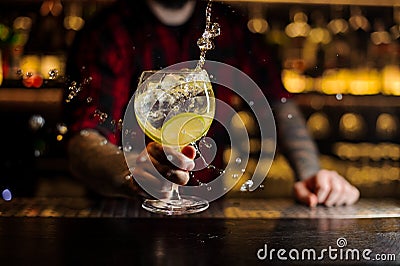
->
xmin=161 ymin=113 xmax=206 ymax=146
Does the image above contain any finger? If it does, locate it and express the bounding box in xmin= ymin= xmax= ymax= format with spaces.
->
xmin=139 ymin=152 xmax=190 ymax=185
xmin=132 ymin=168 xmax=172 ymax=199
xmin=133 ymin=167 xmax=164 ymax=188
xmin=165 ymin=169 xmax=191 ymax=185
xmin=324 ymin=175 xmax=344 ymax=207
xmin=314 ymin=171 xmax=332 ymax=203
xmin=294 ymin=181 xmax=318 ymax=207
xmin=344 ymin=186 xmax=360 ymax=206
xmin=334 ymin=182 xmax=353 ymax=206
xmin=148 ymin=142 xmax=195 ymax=171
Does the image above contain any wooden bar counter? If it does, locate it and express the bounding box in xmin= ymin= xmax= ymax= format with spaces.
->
xmin=0 ymin=197 xmax=398 ymax=265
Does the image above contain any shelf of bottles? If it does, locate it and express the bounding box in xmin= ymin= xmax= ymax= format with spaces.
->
xmin=242 ymin=3 xmax=400 ymax=193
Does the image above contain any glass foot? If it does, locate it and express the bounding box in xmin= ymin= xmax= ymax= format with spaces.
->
xmin=142 ymin=195 xmax=209 ymax=215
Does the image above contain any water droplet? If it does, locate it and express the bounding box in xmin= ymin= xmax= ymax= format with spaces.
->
xmin=29 ymin=115 xmax=45 ymax=131
xmin=80 ymin=130 xmax=89 ymax=136
xmin=16 ymin=69 xmax=24 ymax=78
xmin=232 ymin=173 xmax=240 ymax=179
xmin=235 ymin=157 xmax=242 ymax=164
xmin=207 ymin=186 xmax=212 ymax=191
xmin=48 ymin=69 xmax=59 ymax=80
xmin=34 ymin=150 xmax=41 ymax=157
xmin=124 ymin=145 xmax=132 ymax=152
xmin=249 ymin=101 xmax=254 ymax=106
xmin=86 ymin=97 xmax=93 ymax=103
xmin=240 ymin=179 xmax=254 ymax=192
xmin=94 ymin=109 xmax=108 ymax=123
xmin=200 ymin=138 xmax=213 ymax=149
xmin=336 ymin=93 xmax=343 ymax=101
xmin=241 ymin=168 xmax=246 ymax=173
xmin=167 ymin=155 xmax=173 ymax=161
xmin=287 ymin=114 xmax=293 ymax=119
xmin=99 ymin=139 xmax=108 ymax=146
xmin=66 ymin=80 xmax=82 ymax=102
xmin=125 ymin=174 xmax=132 ymax=181
xmin=2 ymin=189 xmax=12 ymax=201
xmin=56 ymin=123 xmax=68 ymax=134
xmin=280 ymin=97 xmax=287 ymax=103
xmin=117 ymin=119 xmax=123 ymax=131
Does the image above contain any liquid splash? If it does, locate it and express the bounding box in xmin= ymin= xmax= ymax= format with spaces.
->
xmin=196 ymin=0 xmax=220 ymax=70
xmin=65 ymin=71 xmax=92 ymax=103
xmin=93 ymin=109 xmax=108 ymax=124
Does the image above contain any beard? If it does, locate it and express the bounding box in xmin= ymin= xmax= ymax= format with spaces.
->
xmin=152 ymin=0 xmax=191 ymax=9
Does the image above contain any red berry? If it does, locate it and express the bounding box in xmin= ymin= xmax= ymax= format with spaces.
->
xmin=22 ymin=76 xmax=33 ymax=88
xmin=32 ymin=75 xmax=43 ymax=88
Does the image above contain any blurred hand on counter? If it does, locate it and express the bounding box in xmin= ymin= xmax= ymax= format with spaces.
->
xmin=293 ymin=169 xmax=360 ymax=207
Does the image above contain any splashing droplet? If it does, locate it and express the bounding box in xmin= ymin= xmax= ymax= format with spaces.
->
xmin=124 ymin=144 xmax=132 ymax=152
xmin=56 ymin=123 xmax=68 ymax=134
xmin=196 ymin=0 xmax=220 ymax=69
xmin=80 ymin=130 xmax=90 ymax=136
xmin=48 ymin=69 xmax=59 ymax=80
xmin=94 ymin=109 xmax=108 ymax=123
xmin=16 ymin=69 xmax=24 ymax=79
xmin=240 ymin=179 xmax=254 ymax=192
xmin=117 ymin=119 xmax=123 ymax=131
xmin=2 ymin=189 xmax=12 ymax=201
xmin=29 ymin=115 xmax=45 ymax=131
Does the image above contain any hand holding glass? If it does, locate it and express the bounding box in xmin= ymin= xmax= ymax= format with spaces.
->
xmin=134 ymin=68 xmax=215 ymax=215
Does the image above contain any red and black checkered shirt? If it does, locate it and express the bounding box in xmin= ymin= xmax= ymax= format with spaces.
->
xmin=64 ymin=0 xmax=291 ymax=146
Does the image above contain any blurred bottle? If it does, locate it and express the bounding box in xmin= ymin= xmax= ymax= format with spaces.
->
xmin=0 ymin=49 xmax=2 ymax=86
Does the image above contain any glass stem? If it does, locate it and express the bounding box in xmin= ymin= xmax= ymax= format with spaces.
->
xmin=170 ymin=183 xmax=181 ymax=201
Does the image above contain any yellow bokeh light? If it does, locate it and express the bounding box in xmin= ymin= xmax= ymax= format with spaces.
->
xmin=339 ymin=113 xmax=365 ymax=139
xmin=376 ymin=113 xmax=398 ymax=139
xmin=247 ymin=18 xmax=269 ymax=34
xmin=282 ymin=69 xmax=312 ymax=93
xmin=382 ymin=65 xmax=400 ymax=95
xmin=306 ymin=112 xmax=330 ymax=139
